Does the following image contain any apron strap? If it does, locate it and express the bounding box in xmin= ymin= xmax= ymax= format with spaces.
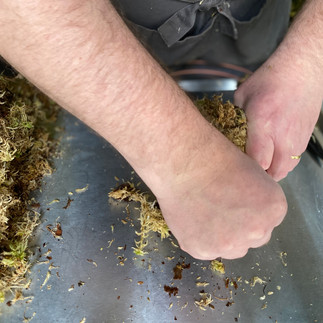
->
xmin=157 ymin=0 xmax=238 ymax=47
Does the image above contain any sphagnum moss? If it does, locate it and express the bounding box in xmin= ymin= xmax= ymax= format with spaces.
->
xmin=195 ymin=95 xmax=247 ymax=152
xmin=109 ymin=182 xmax=169 ymax=256
xmin=0 ymin=76 xmax=58 ymax=304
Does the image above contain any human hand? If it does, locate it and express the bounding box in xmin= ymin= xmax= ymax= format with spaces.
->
xmin=154 ymin=134 xmax=287 ymax=260
xmin=234 ymin=58 xmax=322 ymax=181
xmin=0 ymin=0 xmax=288 ymax=261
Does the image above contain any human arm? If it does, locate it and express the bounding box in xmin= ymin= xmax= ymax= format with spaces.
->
xmin=234 ymin=0 xmax=323 ymax=181
xmin=0 ymin=0 xmax=287 ymax=259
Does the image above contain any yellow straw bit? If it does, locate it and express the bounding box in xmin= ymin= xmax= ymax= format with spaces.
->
xmin=194 ymin=293 xmax=214 ymax=311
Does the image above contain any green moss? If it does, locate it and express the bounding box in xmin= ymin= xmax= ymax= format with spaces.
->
xmin=0 ymin=75 xmax=58 ymax=304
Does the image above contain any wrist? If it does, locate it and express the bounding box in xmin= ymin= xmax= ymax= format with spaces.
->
xmin=131 ymin=112 xmax=235 ymax=200
xmin=123 ymin=101 xmax=219 ymax=198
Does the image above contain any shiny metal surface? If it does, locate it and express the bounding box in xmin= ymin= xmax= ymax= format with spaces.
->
xmin=178 ymin=79 xmax=238 ymax=92
xmin=0 ymin=94 xmax=322 ymax=323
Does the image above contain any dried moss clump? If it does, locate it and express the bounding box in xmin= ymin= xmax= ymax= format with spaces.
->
xmin=109 ymin=183 xmax=169 ymax=255
xmin=0 ymin=76 xmax=58 ymax=303
xmin=195 ymin=95 xmax=247 ymax=152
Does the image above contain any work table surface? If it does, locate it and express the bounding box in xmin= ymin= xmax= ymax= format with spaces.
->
xmin=1 ymin=92 xmax=322 ymax=323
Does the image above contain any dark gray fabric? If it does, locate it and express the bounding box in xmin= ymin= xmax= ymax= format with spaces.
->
xmin=230 ymin=0 xmax=266 ymax=21
xmin=111 ymin=0 xmax=291 ymax=69
xmin=158 ymin=0 xmax=237 ymax=47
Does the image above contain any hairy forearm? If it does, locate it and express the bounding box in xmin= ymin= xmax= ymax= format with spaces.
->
xmin=0 ymin=0 xmax=222 ymax=194
xmin=0 ymin=1 xmax=172 ymax=140
xmin=0 ymin=0 xmax=290 ymax=260
xmin=267 ymin=0 xmax=323 ymax=85
xmin=288 ymin=0 xmax=323 ymax=62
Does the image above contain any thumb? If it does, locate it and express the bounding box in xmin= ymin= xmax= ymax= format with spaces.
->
xmin=246 ymin=125 xmax=274 ymax=171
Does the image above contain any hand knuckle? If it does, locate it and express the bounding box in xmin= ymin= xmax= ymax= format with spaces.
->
xmin=248 ymin=227 xmax=267 ymax=240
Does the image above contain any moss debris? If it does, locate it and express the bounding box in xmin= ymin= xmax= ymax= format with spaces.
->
xmin=195 ymin=95 xmax=247 ymax=152
xmin=0 ymin=75 xmax=58 ymax=303
xmin=109 ymin=182 xmax=169 ymax=256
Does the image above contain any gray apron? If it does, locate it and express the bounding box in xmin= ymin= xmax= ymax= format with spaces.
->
xmin=111 ymin=0 xmax=291 ymax=69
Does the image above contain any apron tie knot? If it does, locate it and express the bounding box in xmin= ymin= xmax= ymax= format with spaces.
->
xmin=158 ymin=0 xmax=238 ymax=47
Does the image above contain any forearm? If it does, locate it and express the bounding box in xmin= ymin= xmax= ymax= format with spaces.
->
xmin=0 ymin=0 xmax=289 ymax=260
xmin=0 ymin=0 xmax=221 ymax=194
xmin=265 ymin=0 xmax=323 ymax=85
